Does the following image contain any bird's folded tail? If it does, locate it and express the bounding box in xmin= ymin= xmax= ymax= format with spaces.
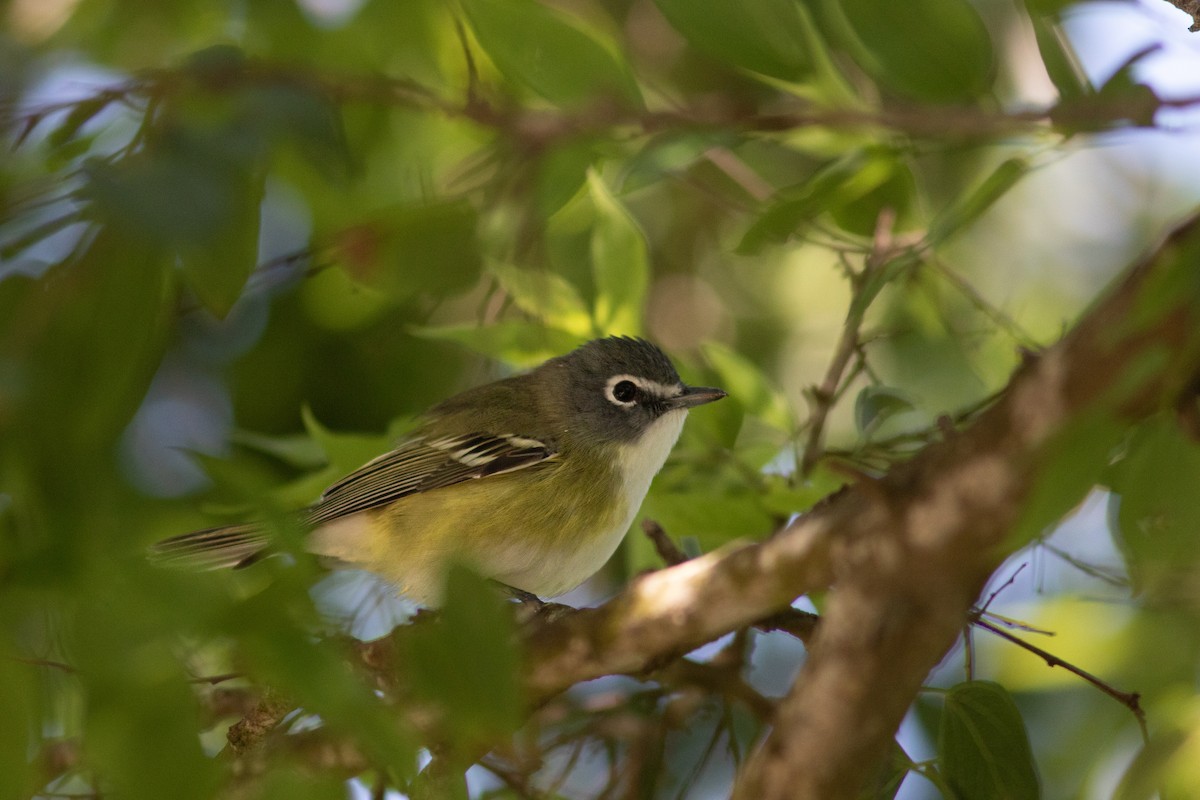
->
xmin=149 ymin=524 xmax=271 ymax=570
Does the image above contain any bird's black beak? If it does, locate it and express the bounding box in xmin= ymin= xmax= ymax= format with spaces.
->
xmin=667 ymin=385 xmax=727 ymax=410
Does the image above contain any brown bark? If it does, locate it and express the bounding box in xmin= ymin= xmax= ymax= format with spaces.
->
xmin=513 ymin=215 xmax=1200 ymax=798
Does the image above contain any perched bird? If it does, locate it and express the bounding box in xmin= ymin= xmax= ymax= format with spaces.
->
xmin=153 ymin=337 xmax=726 ymax=604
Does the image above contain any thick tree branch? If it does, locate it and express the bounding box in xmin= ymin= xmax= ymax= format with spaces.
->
xmin=513 ymin=213 xmax=1200 ymax=796
xmin=1162 ymin=0 xmax=1200 ymax=31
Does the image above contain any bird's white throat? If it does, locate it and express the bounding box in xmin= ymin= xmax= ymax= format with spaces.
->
xmin=615 ymin=408 xmax=687 ymax=514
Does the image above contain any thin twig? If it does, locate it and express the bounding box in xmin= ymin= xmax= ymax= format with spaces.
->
xmin=927 ymin=256 xmax=1038 ymax=349
xmin=1041 ymin=541 xmax=1130 ymax=587
xmin=656 ymin=659 xmax=775 ymax=721
xmin=972 ymin=617 xmax=1147 ymax=741
xmin=703 ymin=146 xmax=774 ymax=202
xmin=641 ymin=519 xmax=819 ymax=645
xmin=800 ymin=208 xmax=901 ymax=477
xmin=641 ymin=519 xmax=687 ymax=566
xmin=978 ymin=563 xmax=1028 ymax=614
xmin=978 ymin=611 xmax=1054 ymax=636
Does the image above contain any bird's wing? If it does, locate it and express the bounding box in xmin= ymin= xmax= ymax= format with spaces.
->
xmin=306 ymin=432 xmax=558 ymax=524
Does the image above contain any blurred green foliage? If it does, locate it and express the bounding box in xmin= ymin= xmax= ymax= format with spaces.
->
xmin=1 ymin=0 xmax=1198 ymax=797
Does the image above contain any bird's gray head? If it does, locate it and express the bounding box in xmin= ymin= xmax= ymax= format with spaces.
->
xmin=545 ymin=337 xmax=726 ymax=444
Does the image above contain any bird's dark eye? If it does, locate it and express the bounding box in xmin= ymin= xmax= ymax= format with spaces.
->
xmin=612 ymin=380 xmax=639 ymax=403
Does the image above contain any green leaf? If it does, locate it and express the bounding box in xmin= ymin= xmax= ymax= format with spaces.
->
xmin=840 ymin=0 xmax=995 ymax=103
xmin=588 ymin=170 xmax=648 ymax=335
xmin=1106 ymin=416 xmax=1200 ymax=589
xmin=6 ymin=229 xmax=171 ymax=459
xmin=252 ymin=770 xmax=351 ymax=800
xmin=413 ymin=322 xmax=583 ymax=367
xmin=859 ymin=739 xmax=913 ymax=800
xmin=1026 ymin=10 xmax=1091 ymax=102
xmin=0 ymin=656 xmax=35 ymax=800
xmin=238 ymin=82 xmax=354 ymax=181
xmin=489 ymin=262 xmax=592 ymax=336
xmin=653 ymin=0 xmax=813 ymax=81
xmin=177 ymin=166 xmax=265 ymax=317
xmin=181 ymin=43 xmax=249 ymax=83
xmin=229 ymin=428 xmax=326 ymax=469
xmin=1023 ymin=0 xmax=1084 ymax=13
xmin=1085 ymin=51 xmax=1161 ymax=129
xmin=462 ymin=0 xmax=641 ymax=108
xmin=939 ymin=681 xmax=1041 ymax=800
xmin=366 ymin=201 xmax=483 ymax=300
xmin=854 ymin=385 xmax=915 ymax=436
xmin=702 ymin=341 xmax=792 ymax=431
xmin=1114 ymin=728 xmax=1188 ymax=800
xmin=620 ymin=129 xmax=740 ymax=194
xmin=404 ymin=564 xmax=523 ymax=741
xmin=828 ymin=159 xmax=917 ymax=238
xmin=639 ymin=486 xmax=774 ymax=562
xmin=738 ymin=151 xmax=897 ymax=254
xmin=299 ymin=264 xmax=392 ymax=332
xmin=82 ymin=155 xmax=226 ymax=247
xmin=72 ymin=589 xmax=220 ymax=800
xmin=83 ymin=151 xmax=265 ymax=317
xmin=230 ymin=586 xmax=415 ymax=774
xmin=535 ymin=140 xmax=595 ymax=219
xmin=1009 ymin=409 xmax=1124 ymax=548
xmin=300 ymin=406 xmax=398 ymax=478
xmin=47 ymin=95 xmax=113 ymax=150
xmin=929 ymin=158 xmax=1030 ymax=245
xmin=760 ymin=470 xmax=845 ymax=518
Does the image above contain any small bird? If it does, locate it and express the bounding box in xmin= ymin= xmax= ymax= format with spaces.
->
xmin=153 ymin=337 xmax=726 ymax=604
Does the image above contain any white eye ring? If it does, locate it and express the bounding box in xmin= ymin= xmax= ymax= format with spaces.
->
xmin=605 ymin=374 xmax=643 ymax=408
xmin=604 ymin=374 xmax=684 ymax=408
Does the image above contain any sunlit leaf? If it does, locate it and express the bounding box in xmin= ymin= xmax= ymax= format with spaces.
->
xmin=639 ymin=486 xmax=774 ymax=559
xmin=760 ymin=471 xmax=845 ymax=519
xmin=413 ymin=322 xmax=583 ymax=367
xmin=738 ymin=151 xmax=897 ymax=254
xmin=702 ymin=341 xmax=792 ymax=431
xmin=588 ymin=170 xmax=648 ymax=335
xmin=490 ymin=262 xmax=592 ymax=336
